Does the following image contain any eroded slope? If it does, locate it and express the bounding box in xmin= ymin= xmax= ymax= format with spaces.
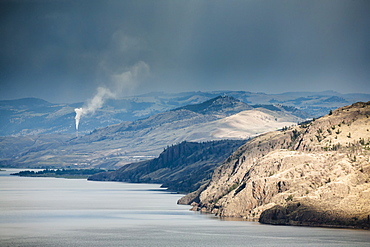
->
xmin=184 ymin=102 xmax=370 ymax=229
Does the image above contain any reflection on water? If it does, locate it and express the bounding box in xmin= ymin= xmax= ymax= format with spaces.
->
xmin=1 ymin=168 xmax=369 ymax=247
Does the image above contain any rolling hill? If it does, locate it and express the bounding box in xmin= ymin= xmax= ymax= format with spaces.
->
xmin=0 ymin=96 xmax=305 ymax=168
xmin=182 ymin=101 xmax=370 ymax=229
xmin=88 ymin=140 xmax=246 ymax=194
xmin=1 ymin=90 xmax=369 ymax=136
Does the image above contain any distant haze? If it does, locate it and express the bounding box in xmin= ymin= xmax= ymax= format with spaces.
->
xmin=1 ymin=0 xmax=369 ymax=103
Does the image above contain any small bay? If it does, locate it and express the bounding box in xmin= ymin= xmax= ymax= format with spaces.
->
xmin=1 ymin=169 xmax=369 ymax=247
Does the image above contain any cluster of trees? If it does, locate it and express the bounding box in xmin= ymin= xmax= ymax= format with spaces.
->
xmin=89 ymin=140 xmax=246 ymax=193
xmin=11 ymin=168 xmax=106 ymax=178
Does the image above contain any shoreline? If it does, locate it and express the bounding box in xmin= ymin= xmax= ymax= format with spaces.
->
xmin=4 ymin=168 xmax=370 ymax=231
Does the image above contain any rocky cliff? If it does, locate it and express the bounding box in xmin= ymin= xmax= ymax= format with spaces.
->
xmin=183 ymin=101 xmax=370 ymax=229
xmin=88 ymin=140 xmax=245 ymax=194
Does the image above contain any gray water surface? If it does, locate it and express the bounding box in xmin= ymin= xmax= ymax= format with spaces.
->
xmin=1 ymin=169 xmax=369 ymax=246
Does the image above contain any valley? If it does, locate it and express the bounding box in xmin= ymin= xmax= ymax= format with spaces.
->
xmin=1 ymin=91 xmax=370 ymax=229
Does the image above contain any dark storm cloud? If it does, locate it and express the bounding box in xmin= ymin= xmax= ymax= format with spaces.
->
xmin=1 ymin=0 xmax=369 ymax=103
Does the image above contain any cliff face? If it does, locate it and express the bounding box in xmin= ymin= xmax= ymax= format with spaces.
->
xmin=88 ymin=140 xmax=245 ymax=194
xmin=184 ymin=102 xmax=370 ymax=229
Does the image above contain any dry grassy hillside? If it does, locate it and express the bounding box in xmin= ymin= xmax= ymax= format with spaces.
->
xmin=184 ymin=101 xmax=370 ymax=229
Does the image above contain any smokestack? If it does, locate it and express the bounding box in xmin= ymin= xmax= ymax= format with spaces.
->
xmin=74 ymin=108 xmax=84 ymax=130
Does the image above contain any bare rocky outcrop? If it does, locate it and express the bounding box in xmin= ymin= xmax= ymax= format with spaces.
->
xmin=89 ymin=140 xmax=245 ymax=194
xmin=182 ymin=101 xmax=370 ymax=229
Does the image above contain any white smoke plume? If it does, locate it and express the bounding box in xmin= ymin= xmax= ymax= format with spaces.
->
xmin=111 ymin=61 xmax=150 ymax=93
xmin=74 ymin=87 xmax=114 ymax=130
xmin=74 ymin=61 xmax=149 ymax=130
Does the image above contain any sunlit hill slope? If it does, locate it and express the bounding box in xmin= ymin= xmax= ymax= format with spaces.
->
xmin=182 ymin=101 xmax=370 ymax=229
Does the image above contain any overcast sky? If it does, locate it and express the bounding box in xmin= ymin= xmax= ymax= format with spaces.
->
xmin=1 ymin=0 xmax=369 ymax=103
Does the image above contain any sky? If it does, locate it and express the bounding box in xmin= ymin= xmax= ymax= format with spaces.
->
xmin=1 ymin=0 xmax=369 ymax=103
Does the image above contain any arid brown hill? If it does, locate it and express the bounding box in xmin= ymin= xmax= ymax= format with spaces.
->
xmin=88 ymin=140 xmax=245 ymax=194
xmin=182 ymin=101 xmax=370 ymax=229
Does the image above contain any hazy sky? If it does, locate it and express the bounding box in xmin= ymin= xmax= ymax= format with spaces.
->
xmin=1 ymin=0 xmax=369 ymax=103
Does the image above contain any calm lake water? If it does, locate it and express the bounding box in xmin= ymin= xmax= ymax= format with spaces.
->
xmin=1 ymin=169 xmax=369 ymax=247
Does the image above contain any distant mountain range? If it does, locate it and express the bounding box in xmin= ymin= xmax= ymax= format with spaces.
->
xmin=1 ymin=95 xmax=305 ymax=168
xmin=1 ymin=90 xmax=369 ymax=136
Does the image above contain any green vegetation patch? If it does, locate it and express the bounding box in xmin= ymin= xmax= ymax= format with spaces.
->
xmin=11 ymin=168 xmax=107 ymax=179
